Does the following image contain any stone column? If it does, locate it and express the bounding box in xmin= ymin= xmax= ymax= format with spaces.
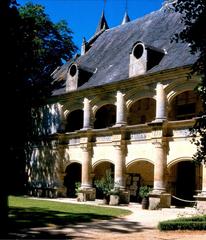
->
xmin=114 ymin=144 xmax=125 ymax=189
xmin=79 ymin=143 xmax=96 ymax=201
xmin=153 ymin=141 xmax=167 ymax=193
xmin=113 ymin=142 xmax=130 ymax=204
xmin=83 ymin=97 xmax=91 ymax=129
xmin=155 ymin=83 xmax=166 ymax=122
xmin=149 ymin=140 xmax=171 ymax=209
xmin=116 ymin=91 xmax=126 ymax=126
xmin=81 ymin=144 xmax=92 ymax=189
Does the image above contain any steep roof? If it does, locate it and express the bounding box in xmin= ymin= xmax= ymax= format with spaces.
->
xmin=52 ymin=7 xmax=198 ymax=96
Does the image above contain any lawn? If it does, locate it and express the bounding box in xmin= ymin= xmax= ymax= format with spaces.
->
xmin=7 ymin=196 xmax=132 ymax=239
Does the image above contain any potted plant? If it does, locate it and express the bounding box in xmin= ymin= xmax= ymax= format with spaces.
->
xmin=139 ymin=185 xmax=151 ymax=209
xmin=94 ymin=169 xmax=114 ymax=204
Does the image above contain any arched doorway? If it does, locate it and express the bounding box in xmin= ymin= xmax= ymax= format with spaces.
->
xmin=94 ymin=104 xmax=116 ymax=129
xmin=65 ymin=109 xmax=83 ymax=132
xmin=168 ymin=160 xmax=202 ymax=207
xmin=93 ymin=161 xmax=114 ymax=199
xmin=127 ymin=98 xmax=156 ymax=125
xmin=126 ymin=160 xmax=154 ymax=202
xmin=64 ymin=163 xmax=82 ymax=197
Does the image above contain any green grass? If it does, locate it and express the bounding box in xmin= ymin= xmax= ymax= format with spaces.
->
xmin=7 ymin=195 xmax=131 ymax=239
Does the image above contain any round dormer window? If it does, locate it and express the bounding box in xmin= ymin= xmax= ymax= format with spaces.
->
xmin=69 ymin=64 xmax=77 ymax=77
xmin=133 ymin=43 xmax=144 ymax=59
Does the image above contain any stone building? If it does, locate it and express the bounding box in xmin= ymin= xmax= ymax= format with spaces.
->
xmin=28 ymin=5 xmax=206 ymax=210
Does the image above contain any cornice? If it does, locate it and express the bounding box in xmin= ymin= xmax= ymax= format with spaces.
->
xmin=49 ymin=65 xmax=193 ymax=104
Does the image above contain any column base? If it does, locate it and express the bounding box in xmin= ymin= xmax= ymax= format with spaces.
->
xmin=194 ymin=193 xmax=206 ymax=214
xmin=149 ymin=192 xmax=171 ymax=210
xmin=77 ymin=188 xmax=96 ymax=202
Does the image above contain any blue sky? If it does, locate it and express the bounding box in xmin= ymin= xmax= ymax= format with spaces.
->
xmin=18 ymin=0 xmax=164 ymax=52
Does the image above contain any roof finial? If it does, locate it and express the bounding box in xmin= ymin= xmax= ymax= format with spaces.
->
xmin=103 ymin=0 xmax=106 ymax=12
xmin=95 ymin=1 xmax=109 ymax=34
xmin=125 ymin=0 xmax=128 ymax=13
xmin=121 ymin=0 xmax=131 ymax=25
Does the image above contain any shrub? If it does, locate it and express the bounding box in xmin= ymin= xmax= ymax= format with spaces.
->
xmin=139 ymin=185 xmax=151 ymax=199
xmin=158 ymin=215 xmax=206 ymax=231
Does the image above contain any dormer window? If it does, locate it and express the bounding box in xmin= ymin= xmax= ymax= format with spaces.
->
xmin=66 ymin=63 xmax=94 ymax=92
xmin=129 ymin=41 xmax=165 ymax=78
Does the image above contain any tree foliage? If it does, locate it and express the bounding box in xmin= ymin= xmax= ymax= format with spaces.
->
xmin=0 ymin=0 xmax=77 ymax=232
xmin=167 ymin=0 xmax=206 ymax=164
xmin=8 ymin=1 xmax=76 ymax=193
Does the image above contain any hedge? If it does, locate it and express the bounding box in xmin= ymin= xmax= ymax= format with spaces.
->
xmin=158 ymin=215 xmax=206 ymax=231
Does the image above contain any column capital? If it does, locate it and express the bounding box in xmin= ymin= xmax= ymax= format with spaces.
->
xmin=80 ymin=142 xmax=93 ymax=152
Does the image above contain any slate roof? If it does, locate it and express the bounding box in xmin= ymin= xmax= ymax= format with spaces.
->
xmin=52 ymin=7 xmax=198 ymax=96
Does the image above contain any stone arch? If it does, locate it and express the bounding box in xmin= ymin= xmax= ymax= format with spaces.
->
xmin=62 ymin=101 xmax=84 ymax=118
xmin=167 ymin=157 xmax=202 ymax=206
xmin=167 ymin=157 xmax=193 ymax=168
xmin=91 ymin=95 xmax=116 ymax=115
xmin=93 ymin=159 xmax=114 ymax=170
xmin=126 ymin=158 xmax=154 ymax=202
xmin=126 ymin=87 xmax=155 ymax=110
xmin=166 ymin=80 xmax=199 ymax=104
xmin=63 ymin=161 xmax=82 ymax=197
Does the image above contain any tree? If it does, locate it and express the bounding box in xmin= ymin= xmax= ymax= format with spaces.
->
xmin=166 ymin=0 xmax=206 ymax=164
xmin=0 ymin=0 xmax=77 ymax=234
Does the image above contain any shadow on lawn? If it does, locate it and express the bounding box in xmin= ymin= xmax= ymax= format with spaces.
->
xmin=4 ymin=206 xmax=114 ymax=239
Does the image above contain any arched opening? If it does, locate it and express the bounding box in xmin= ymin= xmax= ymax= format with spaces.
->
xmin=69 ymin=64 xmax=77 ymax=77
xmin=169 ymin=90 xmax=202 ymax=121
xmin=65 ymin=109 xmax=83 ymax=132
xmin=93 ymin=161 xmax=114 ymax=199
xmin=127 ymin=98 xmax=156 ymax=125
xmin=64 ymin=163 xmax=82 ymax=197
xmin=94 ymin=104 xmax=116 ymax=129
xmin=133 ymin=43 xmax=144 ymax=59
xmin=126 ymin=160 xmax=154 ymax=202
xmin=168 ymin=160 xmax=202 ymax=207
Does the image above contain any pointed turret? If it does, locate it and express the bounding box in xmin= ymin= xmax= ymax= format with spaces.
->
xmin=121 ymin=11 xmax=130 ymax=25
xmin=95 ymin=10 xmax=109 ymax=34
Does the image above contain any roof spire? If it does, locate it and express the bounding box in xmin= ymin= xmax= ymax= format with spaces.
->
xmin=95 ymin=1 xmax=109 ymax=34
xmin=121 ymin=0 xmax=130 ymax=25
xmin=122 ymin=11 xmax=131 ymax=25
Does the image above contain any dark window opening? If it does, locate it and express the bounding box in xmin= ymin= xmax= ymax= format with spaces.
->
xmin=133 ymin=43 xmax=144 ymax=59
xmin=94 ymin=104 xmax=116 ymax=129
xmin=65 ymin=109 xmax=83 ymax=132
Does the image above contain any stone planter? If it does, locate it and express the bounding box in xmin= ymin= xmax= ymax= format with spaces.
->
xmin=141 ymin=197 xmax=149 ymax=209
xmin=109 ymin=194 xmax=120 ymax=206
